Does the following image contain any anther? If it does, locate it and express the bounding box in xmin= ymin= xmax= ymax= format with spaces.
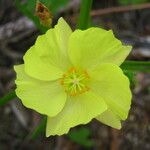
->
xmin=60 ymin=67 xmax=90 ymax=96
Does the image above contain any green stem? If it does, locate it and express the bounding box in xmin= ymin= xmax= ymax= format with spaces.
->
xmin=0 ymin=91 xmax=16 ymax=106
xmin=77 ymin=0 xmax=93 ymax=30
xmin=121 ymin=61 xmax=150 ymax=72
xmin=30 ymin=116 xmax=47 ymax=140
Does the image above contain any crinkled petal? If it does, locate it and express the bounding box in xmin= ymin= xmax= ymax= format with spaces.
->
xmin=68 ymin=28 xmax=132 ymax=70
xmin=96 ymin=109 xmax=121 ymax=129
xmin=46 ymin=91 xmax=107 ymax=136
xmin=24 ymin=17 xmax=72 ymax=81
xmin=14 ymin=64 xmax=67 ymax=117
xmin=89 ymin=63 xmax=132 ymax=120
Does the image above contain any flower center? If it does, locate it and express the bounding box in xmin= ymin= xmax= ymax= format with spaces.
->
xmin=60 ymin=67 xmax=90 ymax=96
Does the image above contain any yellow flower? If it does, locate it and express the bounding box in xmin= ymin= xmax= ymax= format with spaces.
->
xmin=14 ymin=18 xmax=132 ymax=136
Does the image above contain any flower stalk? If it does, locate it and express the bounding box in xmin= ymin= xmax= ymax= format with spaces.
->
xmin=77 ymin=0 xmax=93 ymax=30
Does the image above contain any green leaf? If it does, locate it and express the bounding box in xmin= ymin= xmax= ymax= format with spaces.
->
xmin=123 ymin=70 xmax=136 ymax=87
xmin=0 ymin=91 xmax=16 ymax=106
xmin=68 ymin=127 xmax=94 ymax=148
xmin=121 ymin=61 xmax=150 ymax=72
xmin=30 ymin=116 xmax=47 ymax=140
xmin=46 ymin=0 xmax=69 ymax=13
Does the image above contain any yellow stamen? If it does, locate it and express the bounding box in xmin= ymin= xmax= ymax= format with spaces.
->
xmin=60 ymin=67 xmax=90 ymax=96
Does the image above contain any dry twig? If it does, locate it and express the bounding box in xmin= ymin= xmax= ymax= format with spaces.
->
xmin=91 ymin=3 xmax=150 ymax=16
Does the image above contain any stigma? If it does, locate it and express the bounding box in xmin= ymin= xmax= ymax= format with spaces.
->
xmin=60 ymin=67 xmax=90 ymax=96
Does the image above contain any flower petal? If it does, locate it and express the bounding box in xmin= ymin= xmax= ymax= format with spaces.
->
xmin=46 ymin=91 xmax=107 ymax=136
xmin=24 ymin=17 xmax=72 ymax=81
xmin=89 ymin=63 xmax=132 ymax=120
xmin=14 ymin=64 xmax=67 ymax=117
xmin=68 ymin=28 xmax=132 ymax=70
xmin=96 ymin=109 xmax=121 ymax=129
xmin=24 ymin=46 xmax=64 ymax=81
